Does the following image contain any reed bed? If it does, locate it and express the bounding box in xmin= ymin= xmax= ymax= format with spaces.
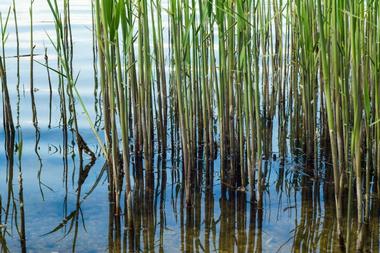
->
xmin=81 ymin=0 xmax=380 ymax=237
xmin=84 ymin=0 xmax=380 ymax=249
xmin=0 ymin=0 xmax=379 ymax=251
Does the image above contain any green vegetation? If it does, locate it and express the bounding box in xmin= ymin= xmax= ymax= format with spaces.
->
xmin=88 ymin=0 xmax=380 ymax=243
xmin=0 ymin=0 xmax=379 ymax=251
xmin=90 ymin=0 xmax=380 ymax=250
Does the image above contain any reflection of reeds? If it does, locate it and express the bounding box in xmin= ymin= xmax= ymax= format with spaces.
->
xmin=16 ymin=129 xmax=26 ymax=253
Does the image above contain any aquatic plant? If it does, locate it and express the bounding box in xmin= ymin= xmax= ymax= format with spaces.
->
xmin=0 ymin=0 xmax=377 ymax=251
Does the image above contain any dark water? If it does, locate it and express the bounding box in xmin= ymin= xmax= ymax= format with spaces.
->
xmin=0 ymin=1 xmax=379 ymax=252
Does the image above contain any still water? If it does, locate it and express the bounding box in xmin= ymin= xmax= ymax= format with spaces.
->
xmin=0 ymin=0 xmax=379 ymax=252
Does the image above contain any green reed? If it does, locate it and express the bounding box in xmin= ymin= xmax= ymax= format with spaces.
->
xmin=375 ymin=0 xmax=380 ymax=202
xmin=40 ymin=0 xmax=380 ymax=249
xmin=90 ymin=0 xmax=378 ymax=196
xmin=93 ymin=2 xmax=135 ymax=249
xmin=316 ymin=0 xmax=343 ymax=239
xmin=316 ymin=0 xmax=380 ymax=247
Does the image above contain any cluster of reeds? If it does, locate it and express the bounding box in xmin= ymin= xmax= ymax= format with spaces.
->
xmin=316 ymin=0 xmax=380 ymax=247
xmin=42 ymin=0 xmax=380 ymax=251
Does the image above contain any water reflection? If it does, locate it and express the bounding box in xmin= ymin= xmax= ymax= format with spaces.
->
xmin=42 ymin=155 xmax=377 ymax=252
xmin=1 ymin=137 xmax=380 ymax=252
